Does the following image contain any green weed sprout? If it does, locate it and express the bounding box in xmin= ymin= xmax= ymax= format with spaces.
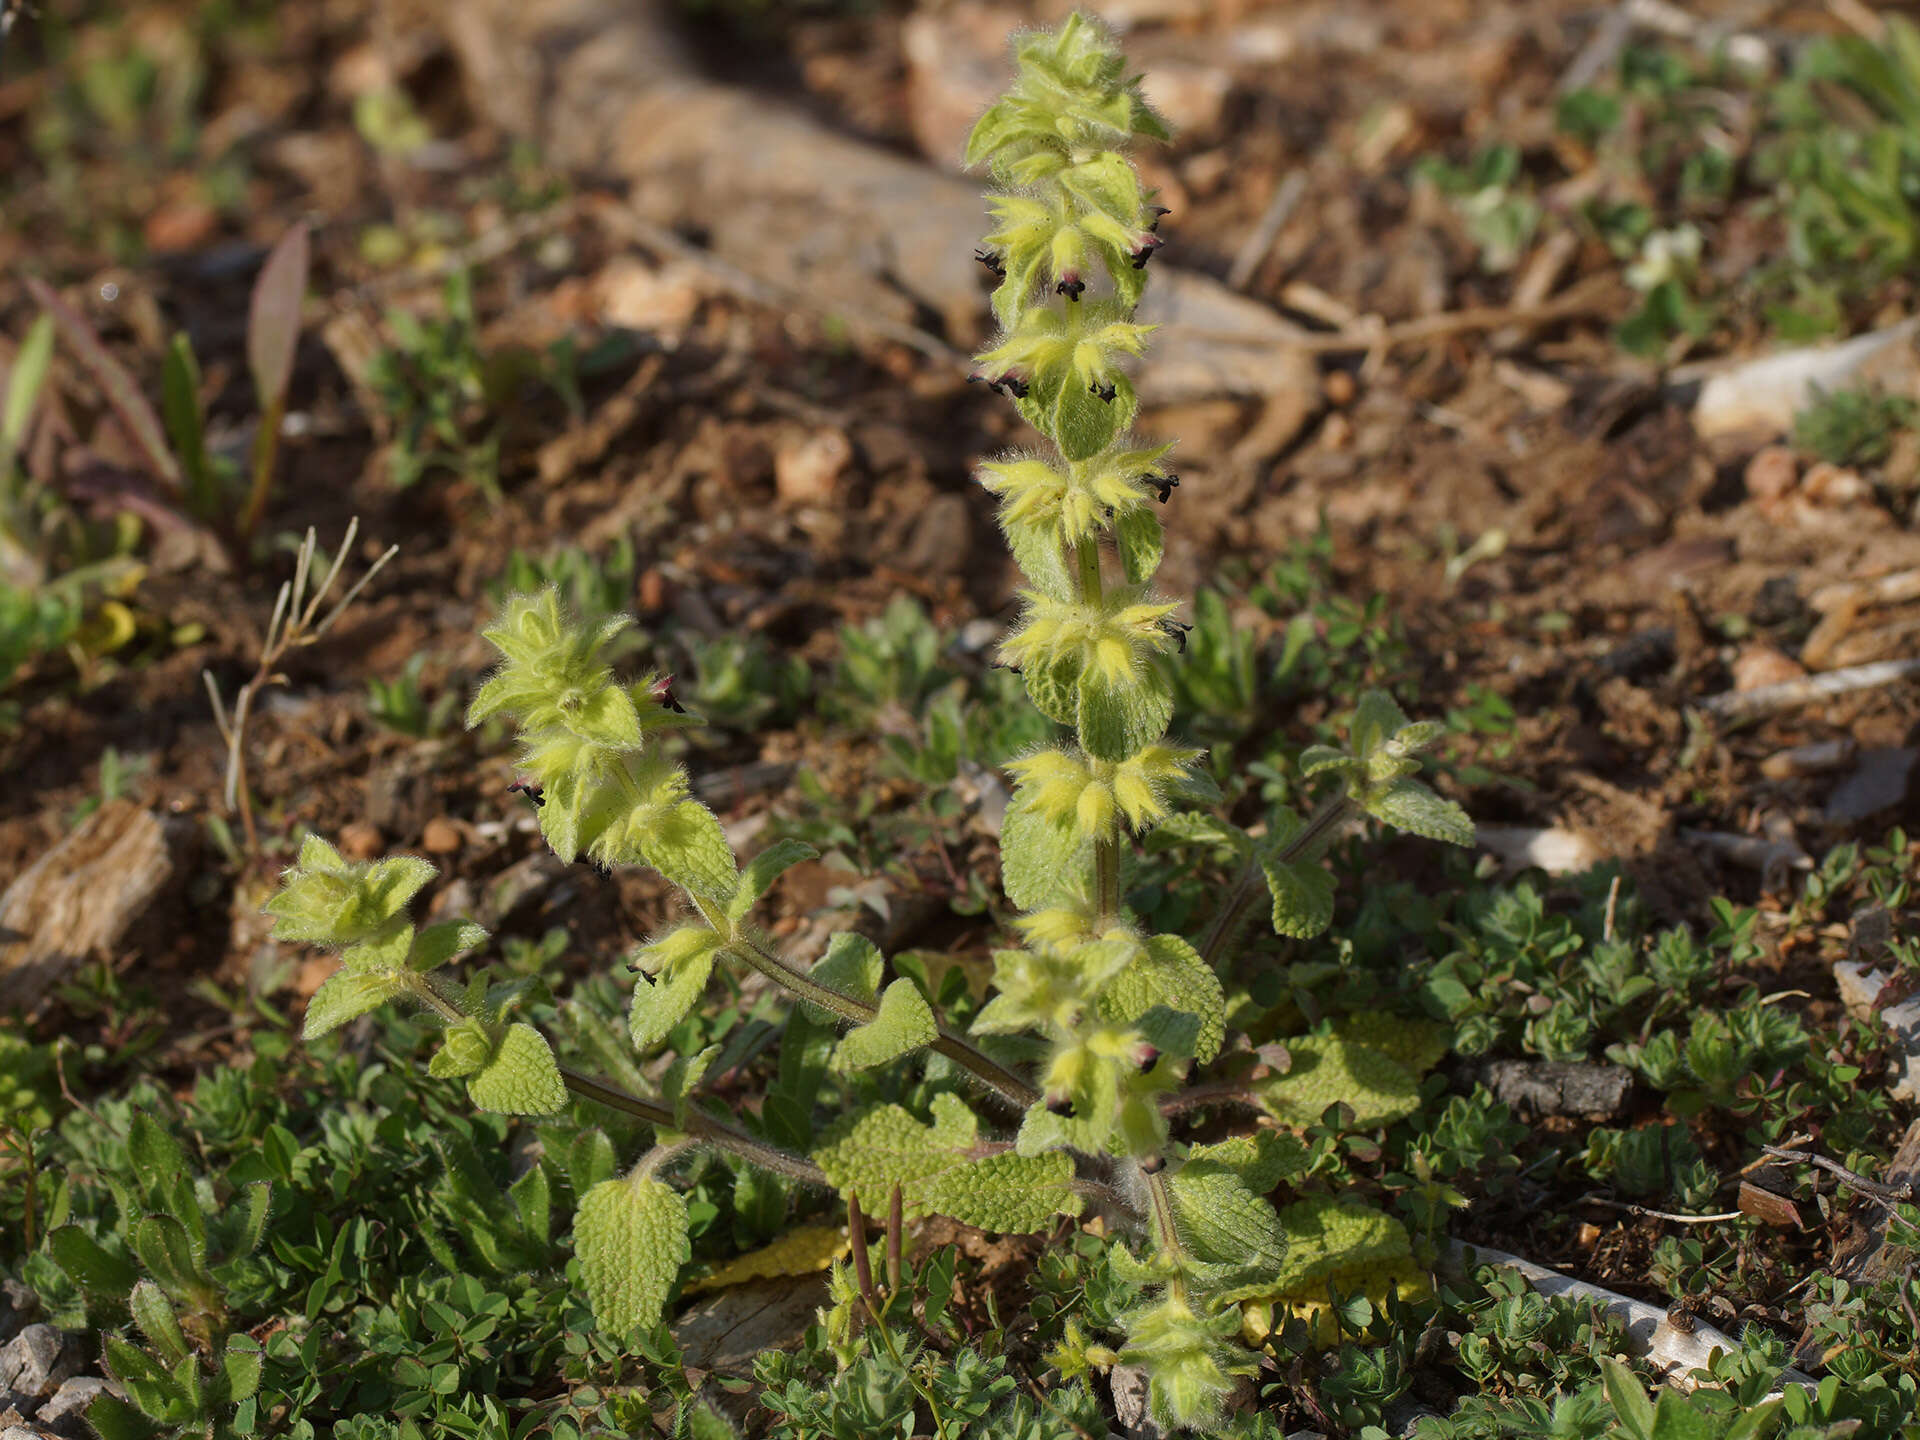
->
xmin=259 ymin=13 xmax=1472 ymax=1432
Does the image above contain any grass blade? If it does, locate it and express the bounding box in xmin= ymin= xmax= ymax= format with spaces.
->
xmin=23 ymin=275 xmax=181 ymax=491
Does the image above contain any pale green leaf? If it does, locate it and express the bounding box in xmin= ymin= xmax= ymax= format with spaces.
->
xmin=1166 ymin=1168 xmax=1288 ymax=1288
xmin=1259 ymin=1035 xmax=1420 ymax=1129
xmin=1005 ymin=516 xmax=1075 ymax=601
xmin=726 ymin=839 xmax=818 ymax=923
xmin=1180 ymin=1131 xmax=1309 ymax=1194
xmin=339 ymin=920 xmax=414 ymax=974
xmin=428 ymin=1017 xmax=494 ymax=1079
xmin=1262 ymin=853 xmax=1334 ymax=940
xmin=1272 ymin=1195 xmax=1413 ymax=1296
xmin=804 ymin=932 xmax=884 ymax=1023
xmin=630 ymin=931 xmax=720 ymax=1050
xmin=1297 ymin=745 xmax=1352 ymax=778
xmin=1099 ymin=934 xmax=1224 ymax=1063
xmin=467 ymin=1022 xmax=567 ymax=1115
xmin=576 ymin=1174 xmax=691 ymax=1333
xmin=411 ymin=920 xmax=489 ymax=972
xmin=303 ymin=968 xmax=413 ymax=1040
xmin=813 ymin=1093 xmax=1080 ymax=1233
xmin=1022 ymin=651 xmax=1082 ymax=726
xmin=1077 ymin=659 xmax=1172 ymax=763
xmin=1114 ymin=506 xmax=1162 ymax=584
xmin=638 ymin=801 xmax=740 ymax=902
xmin=999 ymin=800 xmax=1086 ymax=911
xmin=1363 ymin=777 xmax=1474 ymax=847
xmin=1350 ymin=690 xmax=1411 ymax=760
xmin=832 ymin=977 xmax=937 ymax=1073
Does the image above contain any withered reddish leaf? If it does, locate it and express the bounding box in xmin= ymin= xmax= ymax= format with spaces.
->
xmin=24 ymin=276 xmax=181 ymax=491
xmin=248 ymin=222 xmax=310 ymax=410
xmin=1737 ymin=1179 xmax=1804 ymax=1228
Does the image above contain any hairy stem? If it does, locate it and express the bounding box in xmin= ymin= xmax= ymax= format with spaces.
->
xmin=1142 ymin=1165 xmax=1189 ymax=1303
xmin=559 ymin=1065 xmax=828 ymax=1187
xmin=1196 ymin=791 xmax=1353 ymax=966
xmin=1073 ymin=533 xmax=1122 ymax=930
xmin=728 ymin=930 xmax=1041 ymax=1110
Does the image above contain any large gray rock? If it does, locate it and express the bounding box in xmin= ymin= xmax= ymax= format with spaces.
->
xmin=34 ymin=1377 xmax=112 ymax=1437
xmin=0 ymin=1327 xmax=70 ymax=1400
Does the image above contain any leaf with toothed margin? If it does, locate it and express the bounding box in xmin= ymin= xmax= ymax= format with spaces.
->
xmin=1077 ymin=662 xmax=1172 ymax=763
xmin=832 ymin=977 xmax=938 ymax=1073
xmin=303 ymin=969 xmax=413 ymax=1040
xmin=999 ymin=800 xmax=1087 ymax=911
xmin=726 ymin=839 xmax=817 ymax=923
xmin=467 ymin=1022 xmax=566 ymax=1116
xmin=1362 ymin=778 xmax=1474 ymax=847
xmin=1257 ymin=1034 xmax=1420 ymax=1130
xmin=576 ymin=1175 xmax=690 ymax=1333
xmin=812 ymin=1093 xmax=1079 ymax=1233
xmin=1099 ymin=934 xmax=1224 ymax=1063
xmin=1115 ymin=506 xmax=1162 ymax=584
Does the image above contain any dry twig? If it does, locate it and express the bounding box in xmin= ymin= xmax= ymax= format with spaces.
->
xmin=1695 ymin=657 xmax=1920 ymax=722
xmin=203 ymin=519 xmax=397 ymax=853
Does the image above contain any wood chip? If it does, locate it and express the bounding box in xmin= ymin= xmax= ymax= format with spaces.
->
xmin=0 ymin=802 xmax=189 ymax=1014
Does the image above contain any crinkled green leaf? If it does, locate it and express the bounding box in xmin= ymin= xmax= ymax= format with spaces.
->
xmin=1166 ymin=1167 xmax=1288 ymax=1296
xmin=726 ymin=839 xmax=818 ymax=923
xmin=1099 ymin=934 xmax=1224 ymax=1063
xmin=1262 ymin=854 xmax=1334 ymax=940
xmin=804 ymin=931 xmax=884 ymax=1022
xmin=411 ymin=920 xmax=489 ymax=972
xmin=1022 ymin=651 xmax=1082 ymax=726
xmin=303 ymin=968 xmax=413 ymax=1040
xmin=1005 ymin=516 xmax=1075 ymax=601
xmin=1272 ymin=1195 xmax=1413 ymax=1296
xmin=569 ymin=685 xmax=642 ymax=746
xmin=1180 ymin=1131 xmax=1309 ymax=1194
xmin=1334 ymin=1012 xmax=1450 ymax=1076
xmin=1076 ymin=658 xmax=1171 ymax=763
xmin=638 ymin=800 xmax=739 ymax=902
xmin=1363 ymin=777 xmax=1473 ymax=847
xmin=576 ymin=1174 xmax=691 ymax=1333
xmin=467 ymin=1022 xmax=566 ymax=1115
xmin=1297 ymin=745 xmax=1352 ymax=778
xmin=630 ymin=930 xmax=721 ymax=1051
xmin=1259 ymin=1035 xmax=1420 ymax=1129
xmin=428 ymin=1017 xmax=494 ymax=1079
xmin=813 ymin=1093 xmax=1080 ymax=1233
xmin=347 ymin=855 xmax=438 ymax=932
xmin=1114 ymin=506 xmax=1162 ymax=584
xmin=999 ymin=799 xmax=1086 ymax=911
xmin=339 ymin=919 xmax=413 ymax=974
xmin=832 ymin=977 xmax=938 ymax=1073
xmin=1350 ymin=690 xmax=1411 ymax=760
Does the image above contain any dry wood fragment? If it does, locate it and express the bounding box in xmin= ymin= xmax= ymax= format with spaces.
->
xmin=1226 ymin=170 xmax=1307 ymax=292
xmin=430 ymin=0 xmax=1316 ymax=408
xmin=1809 ymin=566 xmax=1920 ymax=615
xmin=1695 ymin=657 xmax=1920 ymax=722
xmin=0 ymin=802 xmax=189 ymax=1014
xmin=1759 ymin=738 xmax=1857 ymax=781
